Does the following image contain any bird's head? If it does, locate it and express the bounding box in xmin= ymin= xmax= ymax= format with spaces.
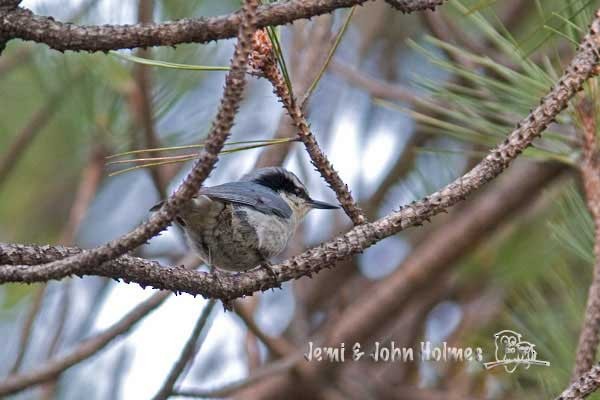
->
xmin=244 ymin=167 xmax=338 ymax=220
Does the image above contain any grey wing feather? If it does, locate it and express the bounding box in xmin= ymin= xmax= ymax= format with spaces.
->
xmin=199 ymin=182 xmax=292 ymax=218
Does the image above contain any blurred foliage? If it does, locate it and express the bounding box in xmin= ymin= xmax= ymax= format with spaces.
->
xmin=394 ymin=0 xmax=600 ymax=397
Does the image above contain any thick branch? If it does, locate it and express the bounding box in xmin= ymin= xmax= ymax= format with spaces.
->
xmin=0 ymin=0 xmax=20 ymax=54
xmin=0 ymin=0 xmax=444 ymax=53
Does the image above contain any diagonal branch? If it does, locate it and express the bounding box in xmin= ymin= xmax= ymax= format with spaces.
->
xmin=1 ymin=0 xmax=259 ymax=282
xmin=8 ymin=144 xmax=105 ymax=376
xmin=0 ymin=252 xmax=200 ymax=397
xmin=233 ymin=300 xmax=295 ymax=358
xmin=556 ymin=362 xmax=600 ymax=399
xmin=0 ymin=86 xmax=70 ymax=188
xmin=173 ymin=352 xmax=304 ymax=398
xmin=0 ymin=1 xmax=449 ymax=53
xmin=0 ymin=291 xmax=170 ymax=396
xmin=9 ymin=284 xmax=45 ymax=374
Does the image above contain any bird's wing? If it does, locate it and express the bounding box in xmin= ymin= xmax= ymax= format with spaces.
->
xmin=198 ymin=182 xmax=293 ymax=218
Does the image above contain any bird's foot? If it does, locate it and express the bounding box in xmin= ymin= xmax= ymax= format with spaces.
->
xmin=210 ymin=267 xmax=233 ymax=311
xmin=260 ymin=262 xmax=281 ymax=291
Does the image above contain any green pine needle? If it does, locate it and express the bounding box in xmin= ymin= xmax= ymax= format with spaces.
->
xmin=110 ymin=51 xmax=230 ymax=71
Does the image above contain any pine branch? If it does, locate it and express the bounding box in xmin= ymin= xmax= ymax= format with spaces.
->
xmin=0 ymin=0 xmax=444 ymax=53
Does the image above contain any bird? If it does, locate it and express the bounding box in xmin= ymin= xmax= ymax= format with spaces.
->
xmin=151 ymin=167 xmax=339 ymax=276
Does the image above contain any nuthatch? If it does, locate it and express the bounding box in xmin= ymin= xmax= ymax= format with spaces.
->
xmin=151 ymin=167 xmax=338 ymax=276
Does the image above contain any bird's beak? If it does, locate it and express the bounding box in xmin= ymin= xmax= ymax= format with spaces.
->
xmin=308 ymin=199 xmax=339 ymax=210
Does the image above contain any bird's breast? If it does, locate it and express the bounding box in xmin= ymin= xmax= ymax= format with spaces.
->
xmin=238 ymin=207 xmax=294 ymax=258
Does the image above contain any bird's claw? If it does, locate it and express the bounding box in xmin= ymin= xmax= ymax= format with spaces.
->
xmin=261 ymin=263 xmax=281 ymax=290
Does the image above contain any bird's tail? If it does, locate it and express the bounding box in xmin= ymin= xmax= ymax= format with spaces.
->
xmin=149 ymin=200 xmax=187 ymax=227
xmin=149 ymin=201 xmax=164 ymax=212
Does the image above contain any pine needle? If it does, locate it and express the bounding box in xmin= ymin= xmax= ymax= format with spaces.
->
xmin=110 ymin=51 xmax=230 ymax=71
xmin=300 ymin=5 xmax=356 ymax=107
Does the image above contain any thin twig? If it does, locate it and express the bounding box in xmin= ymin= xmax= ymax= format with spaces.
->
xmin=9 ymin=284 xmax=46 ymax=373
xmin=38 ymin=281 xmax=72 ymax=399
xmin=0 ymin=291 xmax=169 ymax=396
xmin=45 ymin=282 xmax=71 ymax=359
xmin=233 ymin=300 xmax=294 ymax=358
xmin=130 ymin=0 xmax=168 ymax=198
xmin=172 ymin=352 xmax=304 ymax=399
xmin=0 ymin=253 xmax=198 ymax=397
xmin=152 ymin=299 xmax=217 ymax=400
xmin=108 ymin=348 xmax=131 ymax=400
xmin=253 ymin=16 xmax=334 ymax=169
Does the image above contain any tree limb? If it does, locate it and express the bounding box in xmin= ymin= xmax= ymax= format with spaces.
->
xmin=0 ymin=1 xmax=448 ymax=53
